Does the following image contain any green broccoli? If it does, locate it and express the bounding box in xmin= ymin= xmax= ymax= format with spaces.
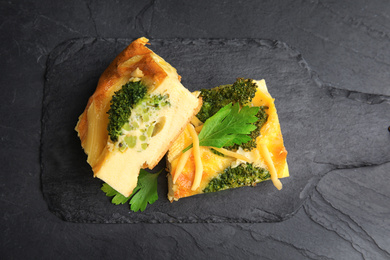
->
xmin=197 ymin=78 xmax=258 ymax=122
xmin=197 ymin=78 xmax=268 ymax=151
xmin=203 ymin=163 xmax=271 ymax=193
xmin=107 ymin=81 xmax=147 ymax=142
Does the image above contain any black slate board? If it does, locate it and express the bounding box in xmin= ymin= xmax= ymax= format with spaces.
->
xmin=41 ymin=38 xmax=390 ymax=223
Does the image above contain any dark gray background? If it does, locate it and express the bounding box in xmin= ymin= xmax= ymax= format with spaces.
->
xmin=1 ymin=0 xmax=390 ymax=259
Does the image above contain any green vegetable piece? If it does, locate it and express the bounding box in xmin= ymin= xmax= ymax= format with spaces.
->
xmin=141 ymin=143 xmax=148 ymax=150
xmin=125 ymin=135 xmax=137 ymax=148
xmin=147 ymin=124 xmax=155 ymax=137
xmin=123 ymin=123 xmax=131 ymax=131
xmin=139 ymin=135 xmax=147 ymax=141
xmin=183 ymin=103 xmax=259 ymax=152
xmin=203 ymin=163 xmax=270 ymax=193
xmin=101 ymin=169 xmax=161 ymax=212
xmin=118 ymin=142 xmax=127 ymax=152
xmin=197 ymin=78 xmax=257 ymax=122
xmin=101 ymin=183 xmax=130 ymax=205
xmin=195 ymin=78 xmax=268 ymax=150
xmin=107 ymin=81 xmax=147 ymax=142
xmin=129 ymin=169 xmax=160 ymax=212
xmin=132 ymin=121 xmax=139 ymax=129
xmin=107 ymin=83 xmax=173 ymax=144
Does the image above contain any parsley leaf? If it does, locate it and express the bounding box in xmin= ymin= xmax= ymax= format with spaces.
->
xmin=101 ymin=183 xmax=130 ymax=205
xmin=183 ymin=103 xmax=259 ymax=152
xmin=101 ymin=169 xmax=160 ymax=212
xmin=128 ymin=169 xmax=160 ymax=212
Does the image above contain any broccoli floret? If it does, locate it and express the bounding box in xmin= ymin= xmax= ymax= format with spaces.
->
xmin=203 ymin=163 xmax=270 ymax=193
xmin=197 ymin=78 xmax=257 ymax=122
xmin=197 ymin=78 xmax=268 ymax=151
xmin=107 ymin=81 xmax=147 ymax=142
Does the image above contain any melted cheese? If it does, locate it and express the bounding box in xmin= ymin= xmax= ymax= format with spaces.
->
xmin=173 ymin=148 xmax=192 ymax=184
xmin=167 ymin=79 xmax=288 ymax=201
xmin=230 ymin=147 xmax=265 ymax=169
xmin=173 ymin=125 xmax=194 ymax=184
xmin=168 ymin=147 xmax=235 ymax=200
xmin=212 ymin=147 xmax=250 ymax=162
xmin=188 ymin=124 xmax=203 ymax=191
xmin=190 ymin=116 xmax=203 ymax=128
xmin=259 ymin=143 xmax=282 ymax=190
xmin=195 ymin=125 xmax=203 ymax=133
xmin=253 ymin=80 xmax=289 ymax=179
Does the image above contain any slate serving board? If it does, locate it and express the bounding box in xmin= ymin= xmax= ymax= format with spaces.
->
xmin=41 ymin=38 xmax=390 ymax=223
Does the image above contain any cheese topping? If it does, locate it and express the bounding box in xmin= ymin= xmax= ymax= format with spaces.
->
xmin=167 ymin=79 xmax=288 ymax=201
xmin=188 ymin=124 xmax=203 ymax=191
xmin=230 ymin=147 xmax=266 ymax=169
xmin=259 ymin=143 xmax=282 ymax=190
xmin=211 ymin=147 xmax=250 ymax=162
xmin=195 ymin=125 xmax=203 ymax=133
xmin=190 ymin=116 xmax=203 ymax=128
xmin=173 ymin=124 xmax=194 ymax=184
xmin=173 ymin=147 xmax=192 ymax=184
xmin=130 ymin=67 xmax=144 ymax=78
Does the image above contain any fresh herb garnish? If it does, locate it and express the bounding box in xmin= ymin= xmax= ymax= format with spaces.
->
xmin=101 ymin=169 xmax=160 ymax=212
xmin=183 ymin=103 xmax=259 ymax=152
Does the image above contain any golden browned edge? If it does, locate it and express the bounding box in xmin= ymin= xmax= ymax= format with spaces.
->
xmin=75 ymin=37 xmax=170 ymax=148
xmin=146 ymin=97 xmax=203 ymax=169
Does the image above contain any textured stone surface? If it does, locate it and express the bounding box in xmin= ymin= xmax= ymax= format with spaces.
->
xmin=2 ymin=0 xmax=390 ymax=259
xmin=304 ymin=163 xmax=390 ymax=259
xmin=148 ymin=0 xmax=390 ymax=96
xmin=42 ymin=38 xmax=390 ymax=224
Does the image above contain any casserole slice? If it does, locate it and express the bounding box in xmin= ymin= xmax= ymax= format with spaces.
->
xmin=167 ymin=79 xmax=288 ymax=201
xmin=75 ymin=37 xmax=202 ymax=197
